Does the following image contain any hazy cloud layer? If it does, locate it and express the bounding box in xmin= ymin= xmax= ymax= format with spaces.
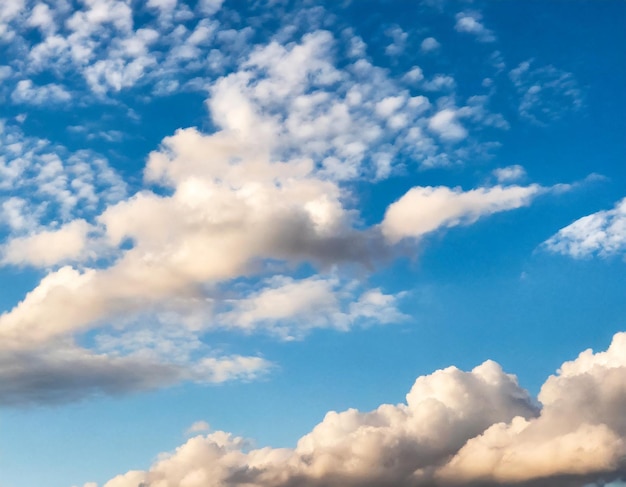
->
xmin=95 ymin=331 xmax=626 ymax=487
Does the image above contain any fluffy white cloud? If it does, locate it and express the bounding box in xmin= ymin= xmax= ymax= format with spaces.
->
xmin=454 ymin=11 xmax=495 ymax=42
xmin=428 ymin=109 xmax=466 ymax=141
xmin=385 ymin=25 xmax=408 ymax=56
xmin=95 ymin=331 xmax=626 ymax=487
xmin=437 ymin=332 xmax=626 ymax=484
xmin=381 ymin=184 xmax=541 ymax=243
xmin=543 ymin=198 xmax=626 ymax=258
xmin=11 ymin=79 xmax=71 ymax=105
xmin=1 ymin=219 xmax=92 ymax=267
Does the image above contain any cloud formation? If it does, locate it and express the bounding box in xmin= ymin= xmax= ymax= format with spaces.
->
xmin=0 ymin=24 xmax=552 ymax=404
xmin=381 ymin=184 xmax=541 ymax=243
xmin=454 ymin=12 xmax=495 ymax=43
xmin=95 ymin=331 xmax=626 ymax=487
xmin=543 ymin=198 xmax=626 ymax=258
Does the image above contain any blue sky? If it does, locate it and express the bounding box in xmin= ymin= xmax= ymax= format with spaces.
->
xmin=0 ymin=1 xmax=625 ymax=486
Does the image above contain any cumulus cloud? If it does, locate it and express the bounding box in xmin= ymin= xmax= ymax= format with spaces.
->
xmin=454 ymin=11 xmax=495 ymax=42
xmin=420 ymin=36 xmax=440 ymax=52
xmin=427 ymin=109 xmax=467 ymax=141
xmin=381 ymin=184 xmax=541 ymax=243
xmin=385 ymin=25 xmax=408 ymax=56
xmin=493 ymin=164 xmax=526 ymax=183
xmin=94 ymin=331 xmax=626 ymax=487
xmin=11 ymin=79 xmax=72 ymax=105
xmin=543 ymin=198 xmax=626 ymax=258
xmin=438 ymin=332 xmax=626 ymax=485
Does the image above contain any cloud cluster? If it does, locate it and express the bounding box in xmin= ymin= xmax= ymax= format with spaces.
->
xmin=0 ymin=120 xmax=126 ymax=249
xmin=0 ymin=26 xmax=553 ymax=404
xmin=95 ymin=331 xmax=626 ymax=487
xmin=543 ymin=198 xmax=626 ymax=258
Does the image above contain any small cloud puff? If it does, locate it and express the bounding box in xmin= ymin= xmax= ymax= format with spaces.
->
xmin=420 ymin=36 xmax=440 ymax=52
xmin=454 ymin=12 xmax=495 ymax=43
xmin=493 ymin=165 xmax=527 ymax=183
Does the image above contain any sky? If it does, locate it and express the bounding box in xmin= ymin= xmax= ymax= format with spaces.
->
xmin=0 ymin=0 xmax=625 ymax=486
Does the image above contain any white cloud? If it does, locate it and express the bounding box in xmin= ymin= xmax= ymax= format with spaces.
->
xmin=95 ymin=331 xmax=626 ymax=486
xmin=186 ymin=421 xmax=211 ymax=435
xmin=2 ymin=219 xmax=92 ymax=267
xmin=543 ymin=198 xmax=626 ymax=258
xmin=0 ymin=0 xmax=24 ymax=41
xmin=437 ymin=332 xmax=626 ymax=484
xmin=493 ymin=164 xmax=526 ymax=183
xmin=0 ymin=122 xmax=127 ymax=227
xmin=421 ymin=74 xmax=456 ymax=92
xmin=381 ymin=184 xmax=541 ymax=243
xmin=11 ymin=79 xmax=71 ymax=105
xmin=385 ymin=25 xmax=407 ymax=56
xmin=27 ymin=2 xmax=56 ymax=35
xmin=403 ymin=66 xmax=424 ymax=83
xmin=420 ymin=36 xmax=440 ymax=52
xmin=428 ymin=109 xmax=467 ymax=141
xmin=217 ymin=275 xmax=405 ymax=339
xmin=454 ymin=11 xmax=495 ymax=42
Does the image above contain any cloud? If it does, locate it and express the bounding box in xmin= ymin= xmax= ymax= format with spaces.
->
xmin=0 ymin=341 xmax=271 ymax=406
xmin=381 ymin=184 xmax=541 ymax=243
xmin=0 ymin=24 xmax=564 ymax=404
xmin=509 ymin=60 xmax=583 ymax=125
xmin=454 ymin=12 xmax=495 ymax=42
xmin=385 ymin=25 xmax=408 ymax=56
xmin=11 ymin=79 xmax=72 ymax=105
xmin=217 ymin=275 xmax=406 ymax=340
xmin=1 ymin=219 xmax=92 ymax=267
xmin=420 ymin=36 xmax=440 ymax=53
xmin=543 ymin=198 xmax=626 ymax=258
xmin=493 ymin=165 xmax=527 ymax=183
xmin=186 ymin=421 xmax=211 ymax=435
xmin=428 ymin=109 xmax=467 ymax=141
xmin=95 ymin=331 xmax=626 ymax=487
xmin=437 ymin=332 xmax=626 ymax=484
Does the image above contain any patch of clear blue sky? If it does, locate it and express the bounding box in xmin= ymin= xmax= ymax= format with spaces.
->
xmin=0 ymin=1 xmax=624 ymax=487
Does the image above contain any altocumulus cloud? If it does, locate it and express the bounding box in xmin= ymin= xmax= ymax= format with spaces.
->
xmin=92 ymin=331 xmax=626 ymax=487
